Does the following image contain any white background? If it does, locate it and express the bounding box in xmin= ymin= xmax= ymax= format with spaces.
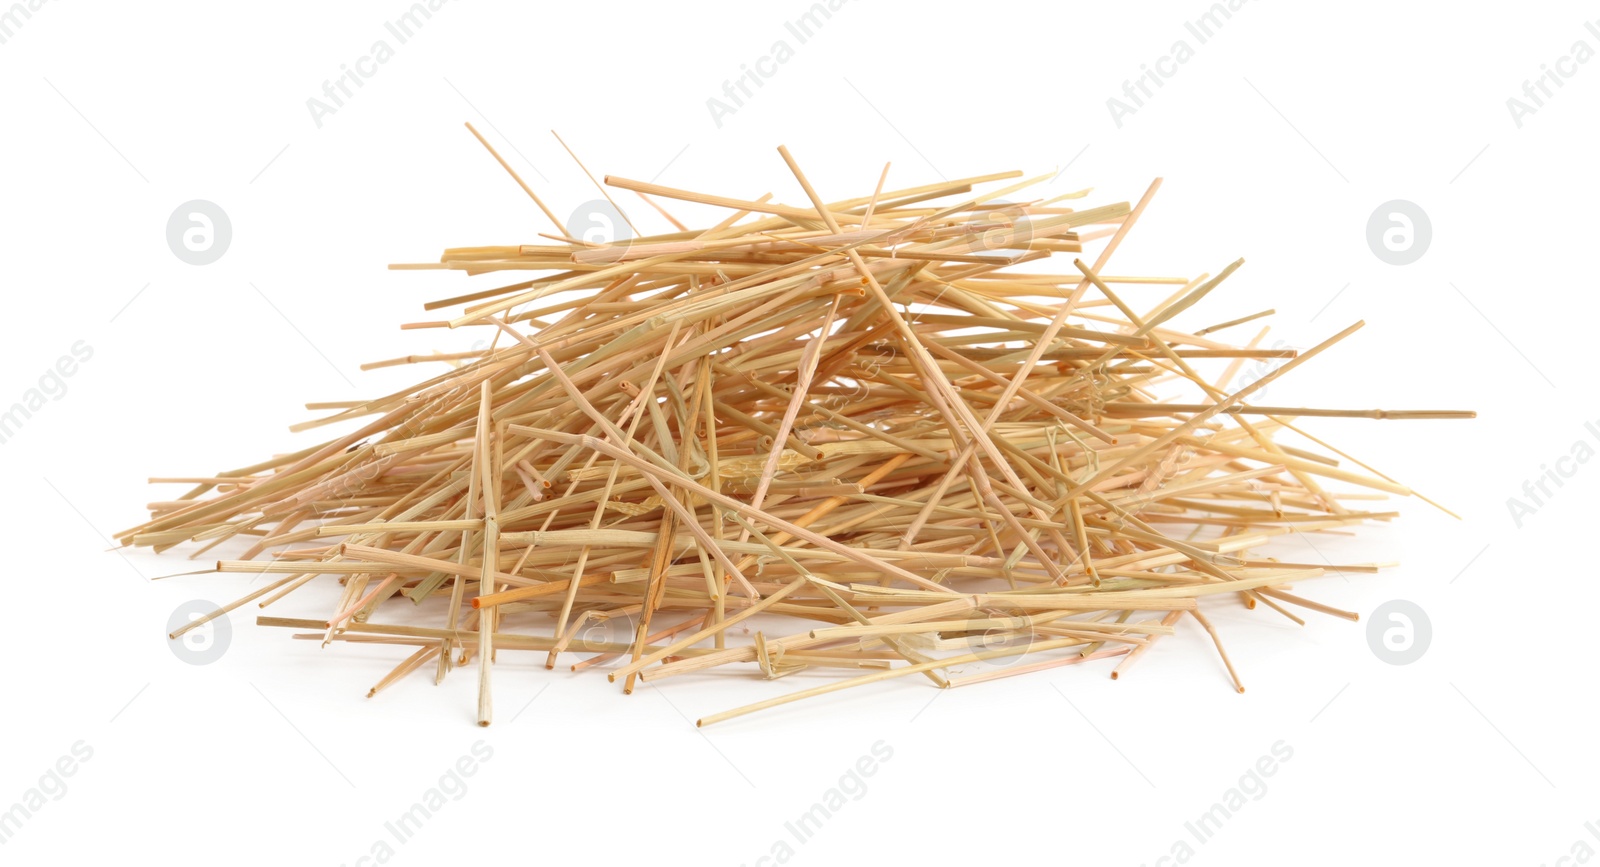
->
xmin=1 ymin=1 xmax=1595 ymax=864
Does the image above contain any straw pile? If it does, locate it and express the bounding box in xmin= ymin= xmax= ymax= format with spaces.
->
xmin=121 ymin=135 xmax=1470 ymax=726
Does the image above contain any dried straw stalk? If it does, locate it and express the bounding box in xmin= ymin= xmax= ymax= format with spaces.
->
xmin=122 ymin=132 xmax=1471 ymax=726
